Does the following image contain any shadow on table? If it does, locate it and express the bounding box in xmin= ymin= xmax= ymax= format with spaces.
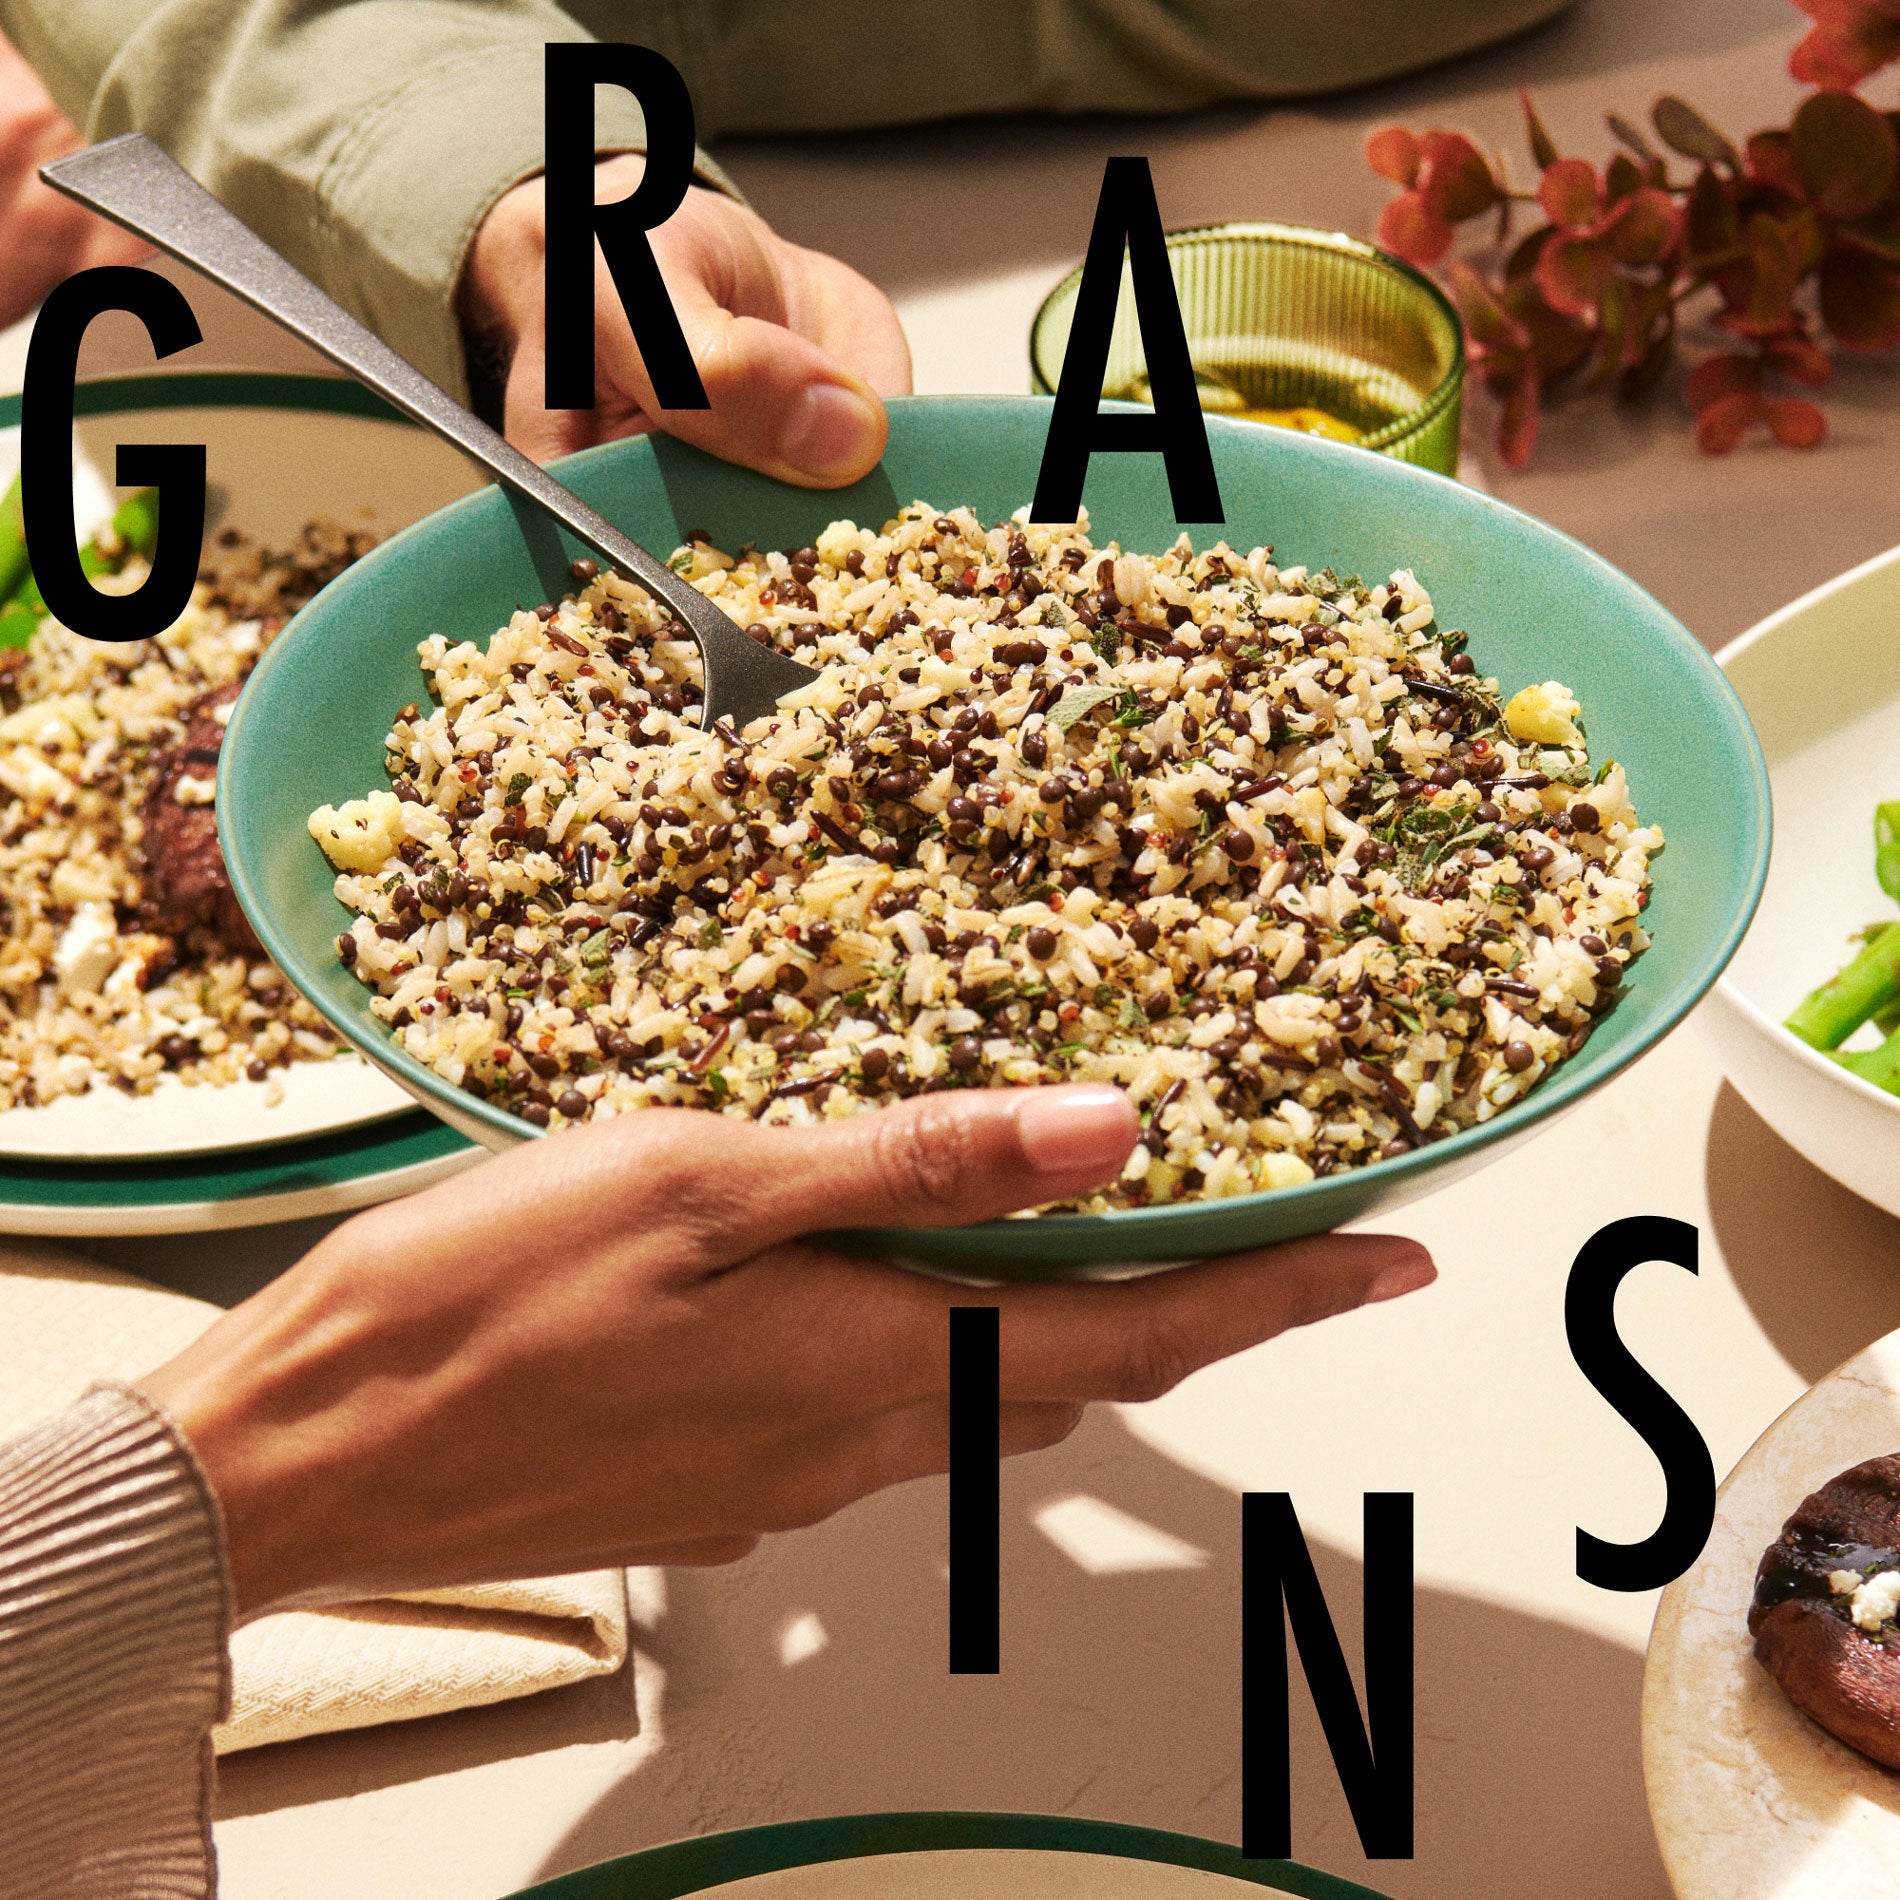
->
xmin=509 ymin=1408 xmax=1668 ymax=1900
xmin=719 ymin=0 xmax=1789 ymax=307
xmin=1704 ymin=1082 xmax=1900 ymax=1385
xmin=75 ymin=1211 xmax=351 ymax=1310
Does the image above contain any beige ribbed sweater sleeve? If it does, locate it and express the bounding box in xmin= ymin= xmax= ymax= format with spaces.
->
xmin=0 ymin=1384 xmax=231 ymax=1900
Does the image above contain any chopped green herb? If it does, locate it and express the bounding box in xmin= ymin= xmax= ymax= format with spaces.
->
xmin=1049 ymin=683 xmax=1121 ymax=731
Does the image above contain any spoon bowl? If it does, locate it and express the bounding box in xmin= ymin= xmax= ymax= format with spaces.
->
xmin=40 ymin=133 xmax=818 ymax=728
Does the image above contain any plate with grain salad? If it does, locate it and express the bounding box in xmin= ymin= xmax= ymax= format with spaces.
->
xmin=0 ymin=371 xmax=482 ymax=1226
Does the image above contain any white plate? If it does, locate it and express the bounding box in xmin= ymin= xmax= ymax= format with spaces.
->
xmin=1699 ymin=543 xmax=1900 ymax=1219
xmin=0 ymin=370 xmax=483 ymax=1163
xmin=669 ymin=1850 xmax=1297 ymax=1896
xmin=0 ymin=1053 xmax=413 ymax=1160
xmin=1644 ymin=1329 xmax=1900 ymax=1897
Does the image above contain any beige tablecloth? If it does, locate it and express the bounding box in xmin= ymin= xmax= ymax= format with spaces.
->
xmin=0 ymin=1246 xmax=628 ymax=1753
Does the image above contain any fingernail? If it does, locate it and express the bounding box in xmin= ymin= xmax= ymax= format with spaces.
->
xmin=1368 ymin=1251 xmax=1436 ymax=1303
xmin=778 ymin=382 xmax=881 ymax=481
xmin=1014 ymin=1085 xmax=1138 ymax=1178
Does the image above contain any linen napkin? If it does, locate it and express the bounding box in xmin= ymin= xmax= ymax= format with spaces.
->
xmin=0 ymin=1244 xmax=628 ymax=1753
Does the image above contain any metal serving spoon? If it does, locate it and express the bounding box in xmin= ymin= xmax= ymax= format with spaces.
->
xmin=41 ymin=133 xmax=821 ymax=728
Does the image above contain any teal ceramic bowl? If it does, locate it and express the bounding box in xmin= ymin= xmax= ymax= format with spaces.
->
xmin=220 ymin=396 xmax=1768 ymax=1279
xmin=503 ymin=1810 xmax=1392 ymax=1898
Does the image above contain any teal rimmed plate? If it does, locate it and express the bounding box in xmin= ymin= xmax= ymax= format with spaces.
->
xmin=0 ymin=369 xmax=481 ymax=1231
xmin=504 ymin=1811 xmax=1392 ymax=1898
xmin=220 ymin=395 xmax=1767 ymax=1277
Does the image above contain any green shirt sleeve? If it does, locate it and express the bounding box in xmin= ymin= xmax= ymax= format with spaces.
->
xmin=0 ymin=0 xmax=743 ymax=403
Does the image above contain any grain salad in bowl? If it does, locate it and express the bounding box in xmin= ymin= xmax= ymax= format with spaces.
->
xmin=309 ymin=504 xmax=1660 ymax=1212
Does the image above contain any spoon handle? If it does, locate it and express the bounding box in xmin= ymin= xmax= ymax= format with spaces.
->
xmin=40 ymin=134 xmax=818 ymax=724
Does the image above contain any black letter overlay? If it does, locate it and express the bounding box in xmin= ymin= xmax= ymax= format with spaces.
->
xmin=544 ymin=42 xmax=708 ymax=413
xmin=1567 ymin=1215 xmax=1714 ymax=1592
xmin=1031 ymin=156 xmax=1220 ymax=525
xmin=1243 ymin=1491 xmax=1413 ymax=1860
xmin=947 ymin=1305 xmax=1000 ymax=1674
xmin=22 ymin=266 xmax=203 ymax=643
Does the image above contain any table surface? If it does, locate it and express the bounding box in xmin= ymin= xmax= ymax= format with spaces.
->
xmin=22 ymin=1 xmax=1900 ymax=1894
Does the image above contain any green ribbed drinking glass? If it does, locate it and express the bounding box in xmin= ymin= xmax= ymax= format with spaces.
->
xmin=1030 ymin=221 xmax=1465 ymax=475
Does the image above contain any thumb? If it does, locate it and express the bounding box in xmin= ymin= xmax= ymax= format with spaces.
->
xmin=600 ymin=260 xmax=889 ymax=487
xmin=672 ymin=1084 xmax=1140 ymax=1257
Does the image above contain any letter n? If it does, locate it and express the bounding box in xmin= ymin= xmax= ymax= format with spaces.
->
xmin=1242 ymin=1491 xmax=1413 ymax=1859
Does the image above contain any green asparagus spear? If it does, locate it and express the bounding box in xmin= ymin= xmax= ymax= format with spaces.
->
xmin=1786 ymin=919 xmax=1900 ymax=1049
xmin=1878 ymin=802 xmax=1900 ymax=904
xmin=0 ymin=472 xmax=27 ymax=611
xmin=1839 ymin=1021 xmax=1900 ymax=1091
xmin=0 ymin=484 xmax=162 ymax=646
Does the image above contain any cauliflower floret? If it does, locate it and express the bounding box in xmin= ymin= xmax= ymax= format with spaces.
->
xmin=308 ymin=790 xmax=405 ymax=873
xmin=1504 ymin=680 xmax=1584 ymax=747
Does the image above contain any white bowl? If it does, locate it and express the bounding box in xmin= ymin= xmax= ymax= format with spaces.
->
xmin=1700 ymin=544 xmax=1900 ymax=1217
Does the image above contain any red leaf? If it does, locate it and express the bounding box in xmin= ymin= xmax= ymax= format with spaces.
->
xmin=1504 ymin=222 xmax=1554 ymax=283
xmin=1448 ymin=258 xmax=1531 ymax=357
xmin=1603 ymin=186 xmax=1683 ymax=267
xmin=1504 ymin=276 xmax=1596 ymax=376
xmin=1605 ymin=152 xmax=1646 ymax=205
xmin=1366 ymin=126 xmax=1421 ymax=187
xmin=1820 ymin=244 xmax=1900 ymax=348
xmin=1496 ymin=359 xmax=1541 ymax=468
xmin=1539 ymin=157 xmax=1604 ymax=232
xmin=1745 ymin=130 xmax=1805 ymax=200
xmin=1687 ymin=352 xmax=1764 ymax=411
xmin=1621 ymin=291 xmax=1677 ymax=396
xmin=1833 ymin=204 xmax=1900 ymax=263
xmin=1585 ymin=277 xmax=1632 ymax=391
xmin=1793 ymin=88 xmax=1899 ymax=220
xmin=1763 ymin=397 xmax=1828 ymax=446
xmin=1536 ymin=233 xmax=1613 ymax=316
xmin=1651 ymin=95 xmax=1742 ymax=172
xmin=1417 ymin=130 xmax=1499 ymax=223
xmin=1521 ymin=88 xmax=1560 ymax=171
xmin=1741 ymin=215 xmax=1802 ymax=333
xmin=1789 ymin=4 xmax=1900 ymax=88
xmin=1377 ymin=191 xmax=1454 ymax=265
xmin=1783 ymin=206 xmax=1827 ymax=278
xmin=1764 ymin=334 xmax=1834 ymax=384
xmin=1695 ymin=390 xmax=1760 ymax=453
xmin=1685 ymin=165 xmax=1744 ymax=271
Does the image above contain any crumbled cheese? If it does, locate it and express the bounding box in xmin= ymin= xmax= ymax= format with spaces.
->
xmin=53 ymin=903 xmax=118 ymax=995
xmin=173 ymin=774 xmax=216 ymax=806
xmin=1851 ymin=1570 xmax=1900 ymax=1633
xmin=49 ymin=858 xmax=115 ymax=907
xmin=0 ymin=745 xmax=72 ymax=806
xmin=1503 ymin=680 xmax=1584 ymax=747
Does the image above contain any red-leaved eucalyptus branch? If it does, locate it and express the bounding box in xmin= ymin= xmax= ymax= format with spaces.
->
xmin=1366 ymin=0 xmax=1900 ymax=464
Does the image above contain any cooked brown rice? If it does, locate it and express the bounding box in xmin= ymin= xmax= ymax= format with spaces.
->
xmin=0 ymin=523 xmax=372 ymax=1112
xmin=314 ymin=505 xmax=1660 ymax=1211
